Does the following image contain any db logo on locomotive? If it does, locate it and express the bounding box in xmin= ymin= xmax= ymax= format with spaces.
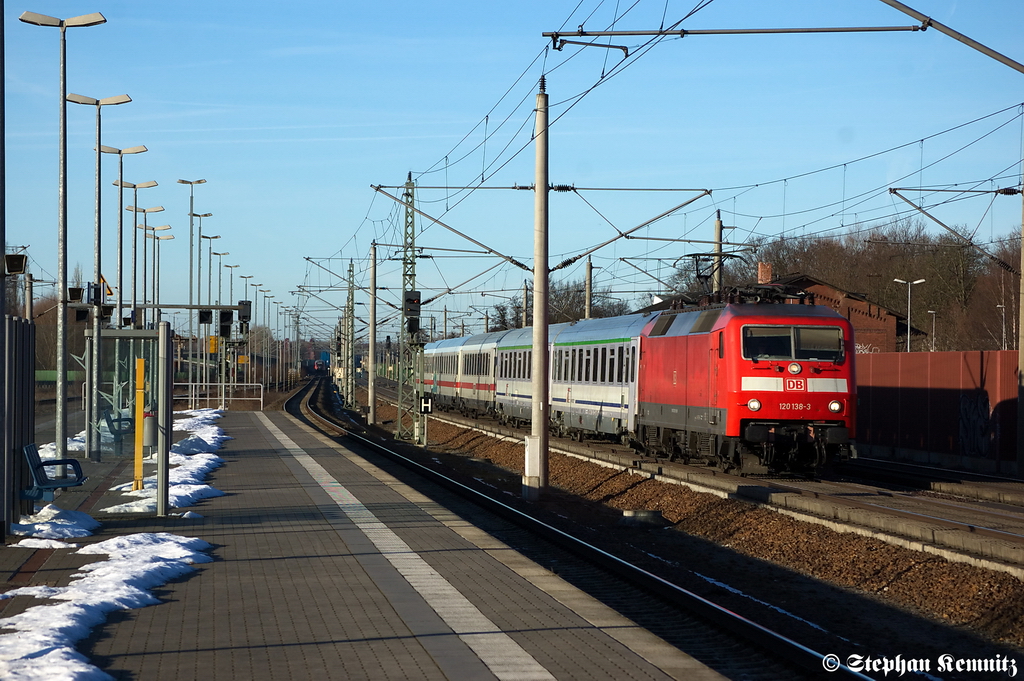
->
xmin=784 ymin=378 xmax=806 ymax=391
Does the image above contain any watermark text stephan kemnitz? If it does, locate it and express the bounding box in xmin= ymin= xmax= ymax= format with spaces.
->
xmin=822 ymin=652 xmax=1018 ymax=677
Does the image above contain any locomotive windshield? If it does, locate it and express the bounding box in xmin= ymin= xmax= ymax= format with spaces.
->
xmin=742 ymin=325 xmax=844 ymax=362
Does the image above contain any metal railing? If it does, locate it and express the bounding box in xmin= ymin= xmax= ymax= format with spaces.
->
xmin=175 ymin=382 xmax=264 ymax=411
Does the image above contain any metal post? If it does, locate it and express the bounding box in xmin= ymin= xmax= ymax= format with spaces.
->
xmin=522 ymin=280 xmax=528 ymax=328
xmin=56 ymin=23 xmax=69 ymax=459
xmin=177 ymin=179 xmax=206 ymax=400
xmin=525 ymin=78 xmax=549 ymax=501
xmin=130 ymin=188 xmax=137 ymax=326
xmin=584 ymin=256 xmax=592 ymax=319
xmin=713 ymin=209 xmax=724 ymax=293
xmin=157 ymin=321 xmax=170 ymax=516
xmin=928 ymin=310 xmax=936 ymax=351
xmin=24 ymin=274 xmax=33 ymax=320
xmin=368 ymin=243 xmax=377 ymax=424
xmin=906 ymin=284 xmax=911 ymax=352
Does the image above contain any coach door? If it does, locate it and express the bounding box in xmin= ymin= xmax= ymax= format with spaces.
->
xmin=626 ymin=337 xmax=640 ymax=432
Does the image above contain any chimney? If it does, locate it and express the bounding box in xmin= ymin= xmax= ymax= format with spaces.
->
xmin=757 ymin=262 xmax=773 ymax=284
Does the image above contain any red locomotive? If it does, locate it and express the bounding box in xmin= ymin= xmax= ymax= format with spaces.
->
xmin=423 ymin=286 xmax=856 ymax=475
xmin=636 ymin=289 xmax=855 ymax=473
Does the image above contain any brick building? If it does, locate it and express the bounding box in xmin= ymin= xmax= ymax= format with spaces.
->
xmin=769 ymin=273 xmax=915 ymax=354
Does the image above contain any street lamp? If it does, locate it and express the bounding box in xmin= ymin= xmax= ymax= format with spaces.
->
xmin=225 ymin=265 xmax=240 ymax=304
xmin=200 ymin=235 xmax=221 ymax=305
xmin=894 ymin=278 xmax=925 ymax=352
xmin=147 ymin=233 xmax=174 ymax=323
xmin=261 ymin=290 xmax=273 ymax=386
xmin=178 ymin=180 xmax=206 ymax=391
xmin=136 ymin=223 xmax=170 ymax=327
xmin=20 ymin=9 xmax=107 ymax=459
xmin=126 ymin=205 xmax=164 ymax=327
xmin=102 ymin=147 xmax=147 ymax=327
xmin=997 ymin=304 xmax=1007 ymax=351
xmin=927 ymin=310 xmax=937 ymax=352
xmin=192 ymin=213 xmax=213 ymax=308
xmin=114 ymin=182 xmax=156 ymax=322
xmin=212 ymin=252 xmax=229 ymax=305
xmin=66 ymin=92 xmax=131 ymax=462
xmin=249 ymin=282 xmax=262 ymax=382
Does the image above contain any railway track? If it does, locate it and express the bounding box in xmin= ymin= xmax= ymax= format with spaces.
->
xmin=365 ymin=378 xmax=1024 ymax=578
xmin=287 ymin=377 xmax=870 ymax=680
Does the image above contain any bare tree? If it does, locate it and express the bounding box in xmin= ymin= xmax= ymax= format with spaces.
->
xmin=486 ymin=277 xmax=630 ymax=331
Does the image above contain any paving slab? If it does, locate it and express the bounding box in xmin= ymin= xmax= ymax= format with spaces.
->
xmin=5 ymin=410 xmax=724 ymax=680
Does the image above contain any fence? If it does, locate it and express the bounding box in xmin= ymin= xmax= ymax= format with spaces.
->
xmin=175 ymin=382 xmax=264 ymax=410
xmin=4 ymin=317 xmax=36 ymax=534
xmin=855 ymin=350 xmax=1019 ymax=476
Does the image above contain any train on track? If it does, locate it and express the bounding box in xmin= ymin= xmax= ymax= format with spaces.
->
xmin=421 ymin=287 xmax=856 ymax=475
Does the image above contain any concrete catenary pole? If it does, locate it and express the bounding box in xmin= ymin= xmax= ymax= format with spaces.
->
xmin=713 ymin=209 xmax=724 ymax=294
xmin=585 ymin=256 xmax=593 ymax=319
xmin=368 ymin=243 xmax=377 ymax=425
xmin=525 ymin=77 xmax=549 ymax=501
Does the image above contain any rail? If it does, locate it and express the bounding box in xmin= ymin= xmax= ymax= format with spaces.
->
xmin=291 ymin=377 xmax=870 ymax=680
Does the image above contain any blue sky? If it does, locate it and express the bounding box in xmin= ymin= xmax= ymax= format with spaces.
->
xmin=6 ymin=1 xmax=1024 ymax=340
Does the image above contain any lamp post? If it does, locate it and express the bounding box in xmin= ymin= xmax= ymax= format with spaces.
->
xmin=102 ymin=148 xmax=147 ymax=327
xmin=927 ymin=310 xmax=937 ymax=352
xmin=250 ymin=282 xmax=263 ymax=382
xmin=273 ymin=301 xmax=281 ymax=385
xmin=125 ymin=205 xmax=163 ymax=327
xmin=193 ymin=213 xmax=213 ymax=308
xmin=147 ymin=232 xmax=173 ymax=324
xmin=66 ymin=91 xmax=130 ymax=462
xmin=225 ymin=265 xmax=240 ymax=304
xmin=20 ymin=9 xmax=107 ymax=459
xmin=212 ymin=252 xmax=229 ymax=305
xmin=997 ymin=304 xmax=1007 ymax=351
xmin=239 ymin=275 xmax=253 ymax=382
xmin=190 ymin=212 xmax=212 ymax=390
xmin=261 ymin=291 xmax=273 ymax=386
xmin=178 ymin=180 xmax=206 ymax=392
xmin=201 ymin=235 xmax=221 ymax=305
xmin=136 ymin=223 xmax=170 ymax=327
xmin=894 ymin=278 xmax=925 ymax=352
xmin=115 ymin=182 xmax=156 ymax=322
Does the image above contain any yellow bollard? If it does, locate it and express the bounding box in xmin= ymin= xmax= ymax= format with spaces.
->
xmin=133 ymin=358 xmax=145 ymax=491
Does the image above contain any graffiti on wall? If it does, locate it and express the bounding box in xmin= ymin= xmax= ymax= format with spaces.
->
xmin=959 ymin=391 xmax=993 ymax=459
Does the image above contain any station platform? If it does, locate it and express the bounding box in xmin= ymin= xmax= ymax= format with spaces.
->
xmin=3 ymin=410 xmax=724 ymax=680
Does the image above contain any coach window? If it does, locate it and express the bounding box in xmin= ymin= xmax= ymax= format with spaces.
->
xmin=600 ymin=347 xmax=607 ymax=383
xmin=616 ymin=346 xmax=624 ymax=383
xmin=576 ymin=348 xmax=583 ymax=382
xmin=582 ymin=348 xmax=590 ymax=382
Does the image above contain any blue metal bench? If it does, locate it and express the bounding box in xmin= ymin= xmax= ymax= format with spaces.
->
xmin=21 ymin=443 xmax=88 ymax=501
xmin=103 ymin=408 xmax=134 ymax=456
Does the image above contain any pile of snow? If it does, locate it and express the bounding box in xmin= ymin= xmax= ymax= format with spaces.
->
xmin=0 ymin=408 xmax=230 ymax=679
xmin=9 ymin=505 xmax=100 ymax=540
xmin=102 ymin=409 xmax=230 ymax=514
xmin=0 ymin=533 xmax=212 ymax=680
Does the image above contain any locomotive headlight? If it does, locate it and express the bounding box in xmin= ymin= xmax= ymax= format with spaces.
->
xmin=788 ymin=362 xmax=802 ymax=375
xmin=828 ymin=400 xmax=843 ymax=413
xmin=747 ymin=398 xmax=762 ymax=411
